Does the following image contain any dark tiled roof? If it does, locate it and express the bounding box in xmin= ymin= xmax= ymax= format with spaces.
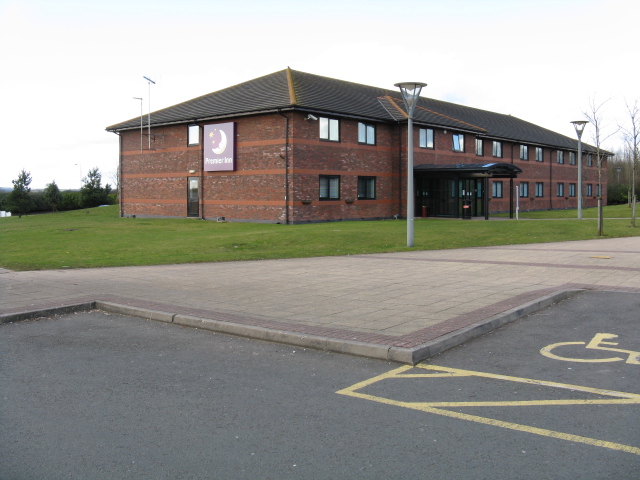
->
xmin=106 ymin=68 xmax=602 ymax=153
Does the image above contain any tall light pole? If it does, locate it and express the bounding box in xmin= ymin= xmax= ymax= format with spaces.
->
xmin=395 ymin=82 xmax=427 ymax=247
xmin=571 ymin=120 xmax=588 ymax=220
xmin=133 ymin=97 xmax=143 ymax=153
xmin=143 ymin=76 xmax=156 ymax=149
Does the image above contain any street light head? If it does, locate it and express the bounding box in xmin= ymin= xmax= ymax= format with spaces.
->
xmin=570 ymin=120 xmax=588 ymax=137
xmin=395 ymin=82 xmax=427 ymax=117
xmin=143 ymin=76 xmax=156 ymax=84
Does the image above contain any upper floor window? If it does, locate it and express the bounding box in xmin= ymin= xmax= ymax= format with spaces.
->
xmin=319 ymin=175 xmax=340 ymax=200
xmin=319 ymin=117 xmax=339 ymax=142
xmin=188 ymin=125 xmax=200 ymax=146
xmin=419 ymin=128 xmax=434 ymax=149
xmin=358 ymin=122 xmax=375 ymax=145
xmin=520 ymin=145 xmax=529 ymax=160
xmin=587 ymin=153 xmax=593 ymax=167
xmin=357 ymin=176 xmax=376 ymax=200
xmin=452 ymin=133 xmax=464 ymax=152
xmin=493 ymin=141 xmax=503 ymax=158
xmin=535 ymin=147 xmax=543 ymax=162
xmin=570 ymin=152 xmax=576 ymax=165
xmin=476 ymin=138 xmax=484 ymax=156
xmin=557 ymin=150 xmax=565 ymax=164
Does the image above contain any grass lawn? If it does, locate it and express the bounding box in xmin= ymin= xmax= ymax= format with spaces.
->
xmin=1 ymin=205 xmax=638 ymax=271
xmin=495 ymin=203 xmax=637 ymax=219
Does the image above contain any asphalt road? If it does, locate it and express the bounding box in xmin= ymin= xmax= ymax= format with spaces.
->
xmin=1 ymin=290 xmax=638 ymax=479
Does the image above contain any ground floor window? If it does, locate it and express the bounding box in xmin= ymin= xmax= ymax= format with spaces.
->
xmin=519 ymin=182 xmax=529 ymax=198
xmin=569 ymin=183 xmax=576 ymax=197
xmin=319 ymin=175 xmax=340 ymax=200
xmin=492 ymin=181 xmax=503 ymax=198
xmin=357 ymin=176 xmax=376 ymax=199
xmin=586 ymin=184 xmax=593 ymax=196
xmin=535 ymin=182 xmax=544 ymax=197
xmin=557 ymin=183 xmax=565 ymax=197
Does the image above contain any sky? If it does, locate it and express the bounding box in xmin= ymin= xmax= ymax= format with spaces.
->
xmin=1 ymin=0 xmax=638 ymax=190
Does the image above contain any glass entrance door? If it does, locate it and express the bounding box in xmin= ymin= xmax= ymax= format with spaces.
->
xmin=415 ymin=176 xmax=484 ymax=218
xmin=458 ymin=179 xmax=483 ymax=217
xmin=187 ymin=177 xmax=199 ymax=217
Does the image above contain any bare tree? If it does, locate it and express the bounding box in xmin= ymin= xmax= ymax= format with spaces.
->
xmin=106 ymin=167 xmax=120 ymax=203
xmin=620 ymin=99 xmax=639 ymax=227
xmin=583 ymin=95 xmax=618 ymax=236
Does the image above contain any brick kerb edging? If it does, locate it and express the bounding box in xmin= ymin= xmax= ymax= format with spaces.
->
xmin=391 ymin=289 xmax=583 ymax=364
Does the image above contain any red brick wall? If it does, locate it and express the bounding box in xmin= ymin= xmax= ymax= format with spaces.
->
xmin=119 ymin=113 xmax=607 ymax=221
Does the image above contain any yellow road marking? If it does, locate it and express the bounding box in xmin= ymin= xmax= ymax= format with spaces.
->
xmin=337 ymin=365 xmax=640 ymax=456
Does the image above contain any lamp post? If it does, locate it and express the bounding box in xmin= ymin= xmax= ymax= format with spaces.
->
xmin=133 ymin=97 xmax=143 ymax=153
xmin=143 ymin=76 xmax=156 ymax=149
xmin=571 ymin=120 xmax=588 ymax=220
xmin=395 ymin=82 xmax=427 ymax=247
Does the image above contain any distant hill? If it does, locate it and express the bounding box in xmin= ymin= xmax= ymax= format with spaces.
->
xmin=0 ymin=187 xmax=12 ymax=193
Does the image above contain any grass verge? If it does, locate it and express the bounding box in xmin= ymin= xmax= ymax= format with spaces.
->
xmin=1 ymin=205 xmax=638 ymax=271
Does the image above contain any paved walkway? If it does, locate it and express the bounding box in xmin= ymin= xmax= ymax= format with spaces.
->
xmin=2 ymin=237 xmax=639 ymax=363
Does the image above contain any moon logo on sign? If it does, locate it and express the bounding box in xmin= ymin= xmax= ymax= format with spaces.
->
xmin=210 ymin=129 xmax=228 ymax=155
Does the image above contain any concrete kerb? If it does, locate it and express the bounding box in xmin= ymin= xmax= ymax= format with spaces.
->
xmin=0 ymin=302 xmax=96 ymax=324
xmin=95 ymin=301 xmax=175 ymax=324
xmin=2 ymin=290 xmax=583 ymax=364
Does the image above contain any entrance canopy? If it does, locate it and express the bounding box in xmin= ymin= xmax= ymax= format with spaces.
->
xmin=413 ymin=162 xmax=522 ymax=178
xmin=413 ymin=163 xmax=522 ymax=220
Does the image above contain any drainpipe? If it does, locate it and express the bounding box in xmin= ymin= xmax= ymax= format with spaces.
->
xmin=115 ymin=131 xmax=123 ymax=218
xmin=278 ymin=109 xmax=290 ymax=224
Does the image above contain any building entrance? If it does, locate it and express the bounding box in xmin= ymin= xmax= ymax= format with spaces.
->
xmin=416 ymin=177 xmax=484 ymax=218
xmin=413 ymin=163 xmax=523 ymax=219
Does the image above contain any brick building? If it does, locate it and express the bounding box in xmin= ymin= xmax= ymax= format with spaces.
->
xmin=106 ymin=69 xmax=607 ymax=223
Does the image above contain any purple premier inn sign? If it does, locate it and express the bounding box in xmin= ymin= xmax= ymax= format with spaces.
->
xmin=203 ymin=122 xmax=235 ymax=171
